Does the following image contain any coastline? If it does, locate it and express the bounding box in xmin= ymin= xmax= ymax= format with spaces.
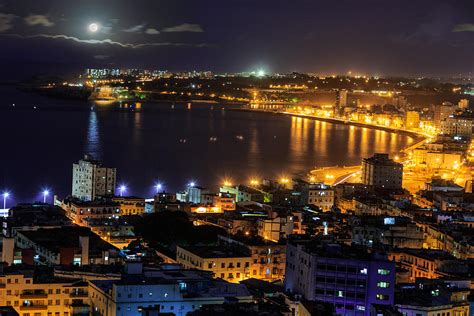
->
xmin=231 ymin=107 xmax=426 ymax=141
xmin=232 ymin=107 xmax=428 ymax=184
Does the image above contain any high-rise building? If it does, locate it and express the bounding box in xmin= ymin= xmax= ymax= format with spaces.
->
xmin=72 ymin=155 xmax=116 ymax=201
xmin=361 ymin=153 xmax=403 ymax=189
xmin=284 ymin=239 xmax=395 ymax=316
xmin=405 ymin=111 xmax=420 ymax=130
xmin=335 ymin=90 xmax=348 ymax=115
xmin=433 ymin=103 xmax=456 ymax=128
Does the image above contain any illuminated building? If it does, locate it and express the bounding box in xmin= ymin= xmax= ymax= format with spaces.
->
xmin=388 ymin=249 xmax=453 ymax=282
xmin=201 ymin=193 xmax=236 ymax=211
xmin=440 ymin=116 xmax=474 ymax=138
xmin=352 ymin=216 xmax=424 ymax=249
xmin=220 ymin=185 xmax=270 ymax=203
xmin=60 ymin=198 xmax=120 ymax=224
xmin=111 ymin=196 xmax=145 ymax=215
xmin=361 ymin=154 xmax=403 ymax=189
xmin=89 ymin=263 xmax=252 ymax=316
xmin=219 ymin=235 xmax=286 ymax=281
xmin=307 ymin=183 xmax=334 ymax=211
xmin=176 ymin=245 xmax=251 ymax=283
xmin=433 ymin=103 xmax=456 ymax=128
xmin=335 ymin=90 xmax=348 ymax=115
xmin=405 ymin=111 xmax=420 ymax=130
xmin=284 ymin=239 xmax=395 ymax=315
xmin=257 ymin=215 xmax=294 ymax=242
xmin=458 ymin=98 xmax=469 ymax=110
xmin=0 ymin=269 xmax=89 ymax=316
xmin=72 ymin=155 xmax=116 ymax=202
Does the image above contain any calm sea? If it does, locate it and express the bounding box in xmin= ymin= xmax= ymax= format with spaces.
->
xmin=0 ymin=86 xmax=414 ymax=203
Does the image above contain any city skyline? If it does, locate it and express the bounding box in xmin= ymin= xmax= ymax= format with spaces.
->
xmin=0 ymin=0 xmax=473 ymax=80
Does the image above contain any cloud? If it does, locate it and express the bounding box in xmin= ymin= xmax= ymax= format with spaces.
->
xmin=0 ymin=13 xmax=16 ymax=32
xmin=123 ymin=23 xmax=145 ymax=33
xmin=452 ymin=23 xmax=474 ymax=32
xmin=145 ymin=28 xmax=160 ymax=35
xmin=5 ymin=33 xmax=210 ymax=49
xmin=161 ymin=23 xmax=204 ymax=33
xmin=94 ymin=54 xmax=110 ymax=60
xmin=24 ymin=14 xmax=54 ymax=27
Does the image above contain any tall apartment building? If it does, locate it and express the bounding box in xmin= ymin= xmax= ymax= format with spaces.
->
xmin=405 ymin=111 xmax=420 ymax=130
xmin=72 ymin=155 xmax=116 ymax=201
xmin=284 ymin=239 xmax=395 ymax=316
xmin=361 ymin=153 xmax=403 ymax=189
xmin=433 ymin=103 xmax=456 ymax=128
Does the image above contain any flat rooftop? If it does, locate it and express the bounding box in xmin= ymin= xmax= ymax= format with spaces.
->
xmin=178 ymin=245 xmax=250 ymax=259
xmin=19 ymin=226 xmax=118 ymax=254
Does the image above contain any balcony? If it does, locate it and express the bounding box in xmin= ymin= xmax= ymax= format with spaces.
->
xmin=20 ymin=305 xmax=48 ymax=310
xmin=70 ymin=292 xmax=88 ymax=298
xmin=20 ymin=292 xmax=48 ymax=299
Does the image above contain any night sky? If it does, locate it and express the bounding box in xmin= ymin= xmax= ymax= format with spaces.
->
xmin=0 ymin=0 xmax=473 ymax=78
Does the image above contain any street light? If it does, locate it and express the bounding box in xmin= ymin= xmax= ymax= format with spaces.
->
xmin=189 ymin=182 xmax=196 ymax=187
xmin=119 ymin=185 xmax=126 ymax=197
xmin=42 ymin=190 xmax=49 ymax=203
xmin=155 ymin=183 xmax=163 ymax=193
xmin=2 ymin=192 xmax=9 ymax=209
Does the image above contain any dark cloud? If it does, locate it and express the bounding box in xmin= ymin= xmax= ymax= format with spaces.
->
xmin=122 ymin=23 xmax=145 ymax=33
xmin=161 ymin=23 xmax=204 ymax=33
xmin=0 ymin=0 xmax=472 ymax=76
xmin=453 ymin=23 xmax=474 ymax=32
xmin=24 ymin=14 xmax=54 ymax=27
xmin=145 ymin=28 xmax=160 ymax=35
xmin=0 ymin=12 xmax=15 ymax=32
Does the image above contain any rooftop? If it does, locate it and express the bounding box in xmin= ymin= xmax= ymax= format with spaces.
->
xmin=178 ymin=245 xmax=250 ymax=259
xmin=19 ymin=226 xmax=119 ymax=254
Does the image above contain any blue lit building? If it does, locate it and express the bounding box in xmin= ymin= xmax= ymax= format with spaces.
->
xmin=284 ymin=238 xmax=395 ymax=316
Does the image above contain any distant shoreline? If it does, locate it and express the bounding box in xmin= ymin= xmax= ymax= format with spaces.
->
xmin=232 ymin=108 xmax=426 ymax=141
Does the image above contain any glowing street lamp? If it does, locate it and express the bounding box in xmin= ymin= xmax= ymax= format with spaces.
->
xmin=119 ymin=185 xmax=126 ymax=197
xmin=188 ymin=182 xmax=196 ymax=188
xmin=223 ymin=180 xmax=232 ymax=187
xmin=2 ymin=192 xmax=9 ymax=209
xmin=42 ymin=190 xmax=49 ymax=203
xmin=155 ymin=183 xmax=163 ymax=193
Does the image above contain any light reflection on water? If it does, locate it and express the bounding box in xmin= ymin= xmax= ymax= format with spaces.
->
xmin=0 ymin=89 xmax=416 ymax=201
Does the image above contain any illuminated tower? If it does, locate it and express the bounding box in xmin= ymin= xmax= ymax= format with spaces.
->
xmin=72 ymin=155 xmax=116 ymax=201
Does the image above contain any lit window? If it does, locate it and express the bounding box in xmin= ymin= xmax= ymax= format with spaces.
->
xmin=360 ymin=268 xmax=367 ymax=274
xmin=356 ymin=305 xmax=365 ymax=311
xmin=377 ymin=282 xmax=390 ymax=288
xmin=376 ymin=294 xmax=389 ymax=301
xmin=377 ymin=269 xmax=390 ymax=275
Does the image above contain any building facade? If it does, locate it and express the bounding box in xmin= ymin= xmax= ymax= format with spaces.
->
xmin=72 ymin=155 xmax=116 ymax=201
xmin=284 ymin=239 xmax=396 ymax=316
xmin=361 ymin=153 xmax=403 ymax=189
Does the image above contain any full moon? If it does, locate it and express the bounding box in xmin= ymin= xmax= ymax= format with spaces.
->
xmin=89 ymin=23 xmax=99 ymax=32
